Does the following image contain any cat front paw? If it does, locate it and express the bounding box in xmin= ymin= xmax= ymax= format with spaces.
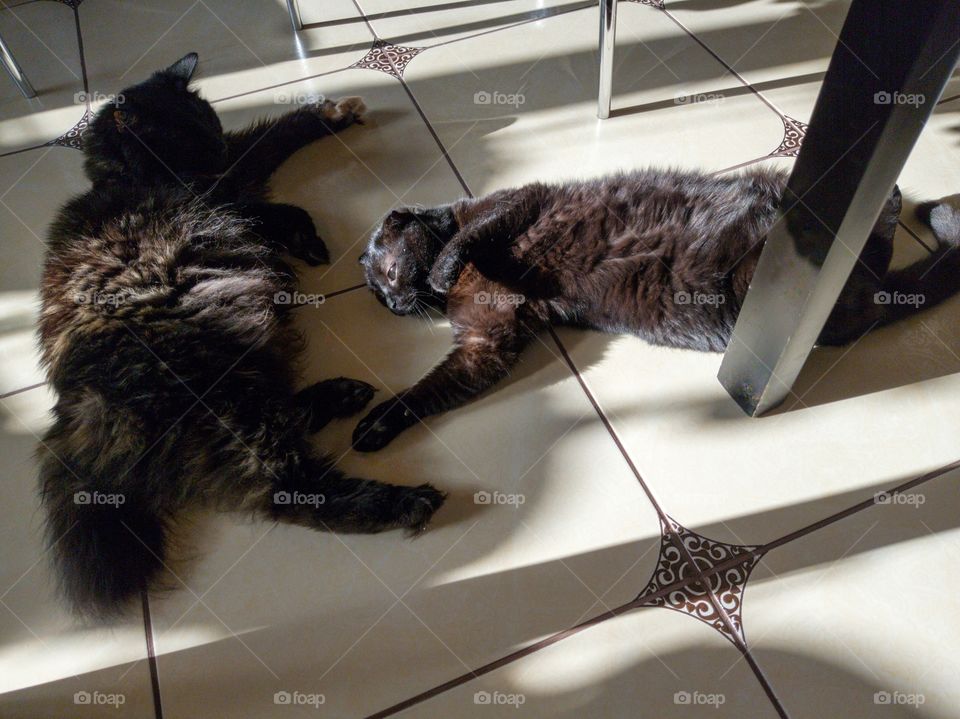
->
xmin=427 ymin=252 xmax=463 ymax=295
xmin=311 ymin=96 xmax=367 ymax=128
xmin=289 ymin=230 xmax=329 ymax=266
xmin=397 ymin=483 xmax=447 ymax=535
xmin=327 ymin=377 xmax=377 ymax=417
xmin=353 ymin=397 xmax=418 ymax=452
xmin=333 ymin=96 xmax=366 ymax=123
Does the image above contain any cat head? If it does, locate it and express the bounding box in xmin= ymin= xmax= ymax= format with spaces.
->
xmin=83 ymin=53 xmax=226 ymax=184
xmin=360 ymin=206 xmax=458 ymax=315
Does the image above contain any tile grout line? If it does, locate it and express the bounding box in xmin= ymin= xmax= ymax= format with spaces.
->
xmin=395 ymin=80 xmax=471 ymax=195
xmin=547 ymin=328 xmax=793 ymax=712
xmin=313 ymin=281 xmax=365 ymax=301
xmin=546 ymin=327 xmax=670 ymax=516
xmin=208 ymin=66 xmax=352 ymax=106
xmin=0 ymin=381 xmax=46 ymax=400
xmin=898 ymin=218 xmax=936 ymax=253
xmin=140 ymin=591 xmax=164 ymax=719
xmin=741 ymin=646 xmax=789 ymax=719
xmin=373 ymin=450 xmax=960 ymax=716
xmin=660 ymin=7 xmax=787 ymax=122
xmin=671 ymin=456 xmax=960 ymax=592
xmin=349 ymin=0 xmax=471 ymax=195
xmin=72 ymin=3 xmax=89 ymax=96
xmin=364 ymin=600 xmax=638 ymax=719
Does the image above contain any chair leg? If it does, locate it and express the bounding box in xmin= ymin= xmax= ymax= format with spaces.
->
xmin=0 ymin=31 xmax=36 ymax=99
xmin=285 ymin=0 xmax=303 ymax=31
xmin=718 ymin=0 xmax=960 ymax=415
xmin=597 ymin=0 xmax=617 ymax=119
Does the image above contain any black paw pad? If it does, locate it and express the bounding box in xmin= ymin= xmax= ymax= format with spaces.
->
xmin=398 ymin=484 xmax=446 ymax=535
xmin=330 ymin=378 xmax=377 ymax=416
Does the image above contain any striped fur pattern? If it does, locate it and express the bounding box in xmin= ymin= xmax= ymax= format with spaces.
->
xmin=37 ymin=54 xmax=444 ymax=618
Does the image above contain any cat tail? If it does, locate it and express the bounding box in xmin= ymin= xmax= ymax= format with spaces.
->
xmin=39 ymin=447 xmax=168 ymax=619
xmin=875 ymin=201 xmax=960 ymax=327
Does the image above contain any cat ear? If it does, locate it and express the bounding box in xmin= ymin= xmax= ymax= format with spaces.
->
xmin=388 ymin=209 xmax=415 ymax=223
xmin=165 ymin=52 xmax=199 ymax=84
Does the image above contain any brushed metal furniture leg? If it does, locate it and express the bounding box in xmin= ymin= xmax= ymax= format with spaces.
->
xmin=718 ymin=0 xmax=960 ymax=415
xmin=286 ymin=0 xmax=303 ymax=31
xmin=598 ymin=0 xmax=617 ymax=119
xmin=0 ymin=31 xmax=36 ymax=99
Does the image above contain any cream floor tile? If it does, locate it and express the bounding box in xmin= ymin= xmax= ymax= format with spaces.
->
xmin=0 ymin=145 xmax=86 ymax=292
xmin=147 ymin=289 xmax=659 ymax=717
xmin=401 ymin=3 xmax=786 ymax=194
xmin=401 ymin=604 xmax=781 ymax=718
xmin=357 ymin=0 xmax=587 ymax=47
xmin=0 ymin=386 xmax=155 ymax=718
xmin=0 ymin=0 xmax=85 ymax=152
xmin=560 ymin=218 xmax=960 ymax=548
xmin=0 ymin=145 xmax=87 ymax=396
xmin=668 ymin=0 xmax=851 ymax=92
xmin=744 ymin=466 xmax=960 ymax=719
xmin=75 ymin=0 xmax=373 ymax=104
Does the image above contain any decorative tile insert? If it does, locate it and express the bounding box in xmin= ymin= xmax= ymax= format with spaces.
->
xmin=46 ymin=109 xmax=94 ymax=151
xmin=350 ymin=40 xmax=425 ymax=79
xmin=636 ymin=516 xmax=763 ymax=644
xmin=770 ymin=115 xmax=809 ymax=158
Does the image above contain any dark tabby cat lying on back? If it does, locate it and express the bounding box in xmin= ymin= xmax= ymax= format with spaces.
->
xmin=356 ymin=169 xmax=960 ymax=451
xmin=39 ymin=54 xmax=444 ymax=618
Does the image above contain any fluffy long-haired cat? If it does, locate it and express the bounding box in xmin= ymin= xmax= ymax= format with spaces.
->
xmin=356 ymin=168 xmax=960 ymax=450
xmin=38 ymin=53 xmax=444 ymax=618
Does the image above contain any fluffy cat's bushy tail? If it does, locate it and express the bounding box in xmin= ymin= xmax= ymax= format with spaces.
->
xmin=875 ymin=201 xmax=960 ymax=327
xmin=39 ymin=448 xmax=168 ymax=619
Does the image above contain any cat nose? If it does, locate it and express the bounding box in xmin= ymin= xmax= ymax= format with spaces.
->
xmin=386 ymin=297 xmax=397 ymax=310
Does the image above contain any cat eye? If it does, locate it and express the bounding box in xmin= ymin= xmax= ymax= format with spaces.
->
xmin=387 ymin=262 xmax=397 ymax=282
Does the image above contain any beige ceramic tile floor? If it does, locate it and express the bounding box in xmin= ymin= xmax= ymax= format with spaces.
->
xmin=1 ymin=0 xmax=959 ymax=717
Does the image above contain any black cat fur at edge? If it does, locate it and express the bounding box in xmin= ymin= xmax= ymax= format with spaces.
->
xmin=37 ymin=53 xmax=445 ymax=619
xmin=356 ymin=171 xmax=960 ymax=451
